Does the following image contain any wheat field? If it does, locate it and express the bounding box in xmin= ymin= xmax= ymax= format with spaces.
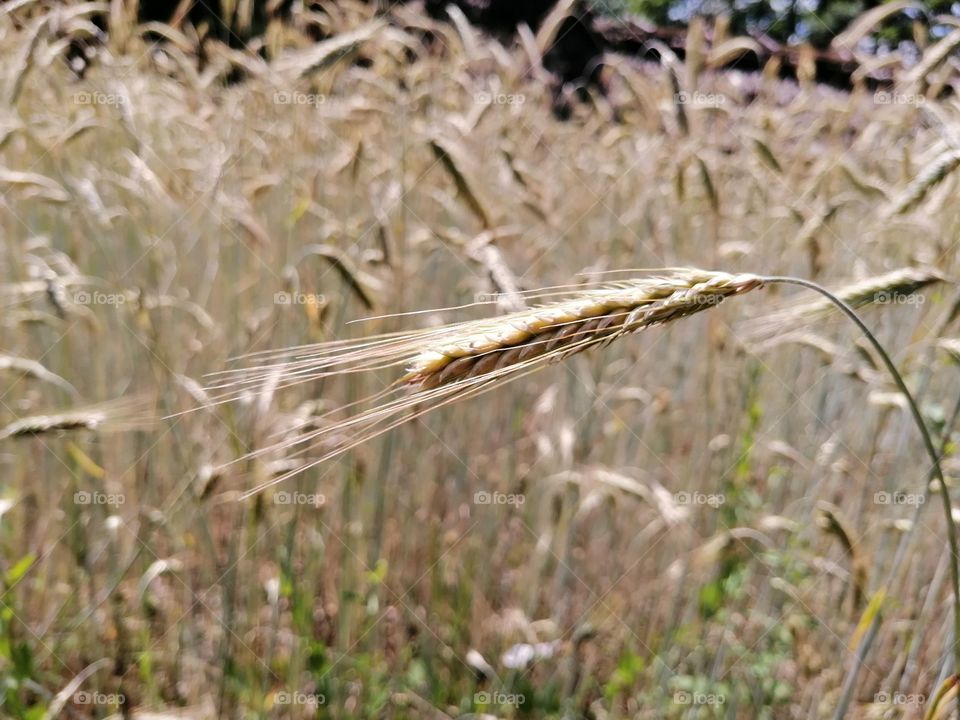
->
xmin=3 ymin=1 xmax=960 ymax=718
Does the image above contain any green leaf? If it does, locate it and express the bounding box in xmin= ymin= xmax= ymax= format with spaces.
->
xmin=5 ymin=554 xmax=35 ymax=587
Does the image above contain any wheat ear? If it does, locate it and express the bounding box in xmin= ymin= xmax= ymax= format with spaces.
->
xmin=883 ymin=148 xmax=960 ymax=218
xmin=743 ymin=266 xmax=944 ymax=343
xmin=402 ymin=271 xmax=764 ymax=389
xmin=0 ymin=397 xmax=152 ymax=440
xmin=206 ymin=270 xmax=764 ymax=495
xmin=0 ymin=354 xmax=79 ymax=398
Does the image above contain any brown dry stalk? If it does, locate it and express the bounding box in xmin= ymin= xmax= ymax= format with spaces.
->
xmin=816 ymin=501 xmax=868 ymax=614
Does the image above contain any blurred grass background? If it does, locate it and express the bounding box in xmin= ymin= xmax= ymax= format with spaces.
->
xmin=2 ymin=1 xmax=960 ymax=718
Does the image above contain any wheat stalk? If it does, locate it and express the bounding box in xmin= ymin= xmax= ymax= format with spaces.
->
xmin=744 ymin=266 xmax=944 ymax=343
xmin=760 ymin=274 xmax=959 ymax=719
xmin=211 ymin=267 xmax=947 ymax=495
xmin=209 ymin=267 xmax=948 ymax=502
xmin=207 ymin=269 xmax=763 ymax=494
xmin=0 ymin=398 xmax=151 ymax=440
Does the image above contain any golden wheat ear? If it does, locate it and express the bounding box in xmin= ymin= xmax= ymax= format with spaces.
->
xmin=204 ymin=269 xmax=764 ymax=496
xmin=0 ymin=396 xmax=154 ymax=440
xmin=740 ymin=266 xmax=945 ymax=345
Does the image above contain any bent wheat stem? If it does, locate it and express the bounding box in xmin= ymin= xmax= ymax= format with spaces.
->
xmin=762 ymin=275 xmax=960 ymax=719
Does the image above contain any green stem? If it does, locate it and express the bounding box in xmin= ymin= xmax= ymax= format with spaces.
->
xmin=761 ymin=275 xmax=960 ymax=716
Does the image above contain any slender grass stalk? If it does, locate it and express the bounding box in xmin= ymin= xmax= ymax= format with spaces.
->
xmin=762 ymin=275 xmax=960 ymax=718
xmin=886 ymin=394 xmax=960 ymax=691
xmin=925 ymin=674 xmax=960 ymax=720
